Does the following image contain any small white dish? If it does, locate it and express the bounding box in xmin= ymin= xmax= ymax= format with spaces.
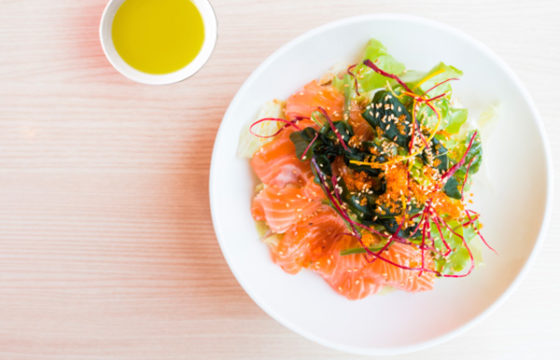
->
xmin=210 ymin=14 xmax=552 ymax=355
xmin=99 ymin=0 xmax=217 ymax=85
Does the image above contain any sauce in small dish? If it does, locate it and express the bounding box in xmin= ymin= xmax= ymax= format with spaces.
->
xmin=112 ymin=0 xmax=205 ymax=75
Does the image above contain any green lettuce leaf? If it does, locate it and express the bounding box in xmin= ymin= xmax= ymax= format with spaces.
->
xmin=442 ymin=130 xmax=483 ymax=199
xmin=435 ymin=99 xmax=469 ymax=134
xmin=407 ymin=62 xmax=463 ymax=97
xmin=356 ymin=39 xmax=406 ymax=92
xmin=431 ymin=219 xmax=483 ymax=275
xmin=333 ymin=39 xmax=406 ymax=99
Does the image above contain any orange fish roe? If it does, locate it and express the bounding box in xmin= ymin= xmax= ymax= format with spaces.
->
xmin=395 ymin=114 xmax=408 ymax=136
xmin=360 ymin=231 xmax=380 ymax=248
xmin=332 ymin=157 xmax=378 ymax=193
xmin=431 ymin=191 xmax=464 ymax=219
xmin=348 ymin=100 xmax=374 ymax=146
xmin=375 ymin=163 xmax=410 ymax=215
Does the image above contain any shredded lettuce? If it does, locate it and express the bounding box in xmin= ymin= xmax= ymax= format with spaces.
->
xmin=444 ymin=103 xmax=469 ymax=134
xmin=255 ymin=220 xmax=269 ymax=237
xmin=237 ymin=100 xmax=285 ymax=158
xmin=477 ymin=102 xmax=500 ymax=141
xmin=474 ymin=103 xmax=500 ymax=190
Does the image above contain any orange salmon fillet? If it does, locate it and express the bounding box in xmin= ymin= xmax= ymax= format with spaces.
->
xmin=312 ymin=234 xmax=384 ymax=300
xmin=268 ymin=207 xmax=345 ymax=274
xmin=368 ymin=242 xmax=435 ymax=292
xmin=251 ymin=180 xmax=324 ymax=234
xmin=285 ymin=81 xmax=344 ymax=121
xmin=251 ymin=131 xmax=311 ymax=187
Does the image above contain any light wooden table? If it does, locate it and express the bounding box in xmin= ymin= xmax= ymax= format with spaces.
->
xmin=0 ymin=0 xmax=559 ymax=359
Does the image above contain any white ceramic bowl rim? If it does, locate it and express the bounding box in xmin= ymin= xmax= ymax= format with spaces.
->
xmin=209 ymin=13 xmax=553 ymax=356
xmin=99 ymin=0 xmax=217 ymax=85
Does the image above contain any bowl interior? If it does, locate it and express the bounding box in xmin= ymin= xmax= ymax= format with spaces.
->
xmin=99 ymin=0 xmax=217 ymax=85
xmin=210 ymin=15 xmax=550 ymax=355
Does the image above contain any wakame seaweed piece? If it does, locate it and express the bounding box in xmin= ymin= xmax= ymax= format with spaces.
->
xmin=290 ymin=126 xmax=340 ymax=178
xmin=443 ymin=173 xmax=462 ymax=199
xmin=337 ymin=180 xmax=377 ymax=224
xmin=463 ymin=131 xmax=483 ymax=174
xmin=374 ymin=201 xmax=403 ymax=219
xmin=442 ymin=131 xmax=483 ymax=199
xmin=315 ymin=137 xmax=343 ymax=177
xmin=329 ymin=121 xmax=354 ymax=144
xmin=405 ymin=199 xmax=424 ymax=216
xmin=290 ymin=127 xmax=319 ymax=158
xmin=312 ymin=151 xmax=335 ymax=177
xmin=343 ymin=148 xmax=383 ymax=177
xmin=290 ymin=125 xmax=341 ymax=157
xmin=422 ymin=137 xmax=449 ymax=172
xmin=362 ymin=90 xmax=412 ymax=148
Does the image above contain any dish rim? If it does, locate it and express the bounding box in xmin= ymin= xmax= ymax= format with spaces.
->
xmin=209 ymin=13 xmax=553 ymax=355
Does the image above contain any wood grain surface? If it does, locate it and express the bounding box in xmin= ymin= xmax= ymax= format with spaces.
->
xmin=0 ymin=0 xmax=559 ymax=359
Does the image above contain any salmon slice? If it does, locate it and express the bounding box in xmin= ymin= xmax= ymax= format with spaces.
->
xmin=251 ymin=181 xmax=324 ymax=234
xmin=313 ymin=235 xmax=385 ymax=300
xmin=285 ymin=80 xmax=344 ymax=121
xmin=267 ymin=207 xmax=346 ymax=274
xmin=367 ymin=242 xmax=435 ymax=292
xmin=251 ymin=131 xmax=312 ymax=187
xmin=314 ymin=236 xmax=434 ymax=298
xmin=251 ymin=196 xmax=265 ymax=222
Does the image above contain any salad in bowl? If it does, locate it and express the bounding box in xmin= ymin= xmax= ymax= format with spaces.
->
xmin=238 ymin=39 xmax=495 ymax=300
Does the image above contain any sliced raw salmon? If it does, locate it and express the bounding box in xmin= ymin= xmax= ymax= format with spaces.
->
xmin=251 ymin=131 xmax=312 ymax=187
xmin=267 ymin=207 xmax=345 ymax=274
xmin=285 ymin=81 xmax=344 ymax=121
xmin=251 ymin=181 xmax=324 ymax=234
xmin=367 ymin=242 xmax=435 ymax=292
xmin=313 ymin=235 xmax=385 ymax=300
xmin=251 ymin=195 xmax=265 ymax=222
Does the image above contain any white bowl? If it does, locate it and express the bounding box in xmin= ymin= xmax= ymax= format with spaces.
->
xmin=209 ymin=14 xmax=552 ymax=355
xmin=99 ymin=0 xmax=217 ymax=85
